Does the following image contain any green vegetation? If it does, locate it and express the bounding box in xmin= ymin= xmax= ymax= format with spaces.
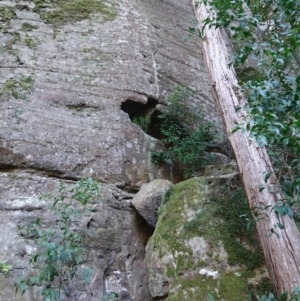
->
xmin=20 ymin=23 xmax=39 ymax=32
xmin=151 ymin=86 xmax=218 ymax=178
xmin=102 ymin=293 xmax=119 ymax=301
xmin=181 ymin=177 xmax=263 ymax=270
xmin=258 ymin=289 xmax=300 ymax=301
xmin=32 ymin=0 xmax=117 ymax=27
xmin=0 ymin=261 xmax=12 ymax=274
xmin=12 ymin=31 xmax=21 ymax=43
xmin=167 ymin=273 xmax=249 ymax=301
xmin=133 ymin=115 xmax=151 ymax=132
xmin=0 ymin=6 xmax=16 ymax=32
xmin=24 ymin=34 xmax=40 ymax=49
xmin=0 ymin=76 xmax=34 ymax=100
xmin=150 ymin=177 xmax=266 ymax=300
xmin=196 ymin=0 xmax=300 ymax=298
xmin=196 ymin=0 xmax=300 ymax=219
xmin=208 ymin=178 xmax=263 ymax=269
xmin=15 ymin=178 xmax=99 ymax=301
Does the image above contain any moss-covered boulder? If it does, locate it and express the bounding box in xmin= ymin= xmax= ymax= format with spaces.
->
xmin=146 ymin=177 xmax=271 ymax=300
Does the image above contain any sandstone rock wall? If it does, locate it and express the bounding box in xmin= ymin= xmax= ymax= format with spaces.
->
xmin=0 ymin=0 xmax=218 ymax=187
xmin=0 ymin=0 xmax=221 ymax=300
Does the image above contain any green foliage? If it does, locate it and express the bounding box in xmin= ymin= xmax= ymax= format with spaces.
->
xmin=32 ymin=0 xmax=117 ymax=27
xmin=258 ymin=288 xmax=300 ymax=301
xmin=151 ymin=85 xmax=218 ymax=178
xmin=0 ymin=261 xmax=12 ymax=274
xmin=132 ymin=115 xmax=151 ymax=132
xmin=196 ymin=0 xmax=300 ymax=217
xmin=15 ymin=178 xmax=99 ymax=301
xmin=196 ymin=0 xmax=300 ymax=297
xmin=0 ymin=76 xmax=34 ymax=100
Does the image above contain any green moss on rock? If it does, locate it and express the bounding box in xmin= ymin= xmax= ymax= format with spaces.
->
xmin=0 ymin=6 xmax=17 ymax=32
xmin=24 ymin=34 xmax=40 ymax=49
xmin=32 ymin=0 xmax=117 ymax=27
xmin=168 ymin=273 xmax=249 ymax=301
xmin=20 ymin=23 xmax=39 ymax=32
xmin=1 ymin=76 xmax=34 ymax=100
xmin=146 ymin=177 xmax=266 ymax=301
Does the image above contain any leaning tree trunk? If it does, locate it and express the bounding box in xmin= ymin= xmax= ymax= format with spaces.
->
xmin=192 ymin=0 xmax=300 ymax=296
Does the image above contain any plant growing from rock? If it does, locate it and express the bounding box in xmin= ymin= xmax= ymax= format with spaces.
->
xmin=132 ymin=114 xmax=151 ymax=132
xmin=15 ymin=178 xmax=99 ymax=301
xmin=0 ymin=261 xmax=12 ymax=274
xmin=151 ymin=85 xmax=218 ymax=178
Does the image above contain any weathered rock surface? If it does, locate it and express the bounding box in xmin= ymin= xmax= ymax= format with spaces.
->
xmin=131 ymin=179 xmax=173 ymax=227
xmin=0 ymin=172 xmax=153 ymax=301
xmin=0 ymin=0 xmax=219 ymax=188
xmin=0 ymin=0 xmax=228 ymax=299
xmin=146 ymin=177 xmax=269 ymax=301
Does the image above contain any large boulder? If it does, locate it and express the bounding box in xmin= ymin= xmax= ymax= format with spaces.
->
xmin=131 ymin=179 xmax=174 ymax=227
xmin=146 ymin=177 xmax=271 ymax=301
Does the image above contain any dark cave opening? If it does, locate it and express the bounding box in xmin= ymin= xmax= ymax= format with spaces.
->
xmin=121 ymin=97 xmax=157 ymax=119
xmin=120 ymin=97 xmax=164 ymax=140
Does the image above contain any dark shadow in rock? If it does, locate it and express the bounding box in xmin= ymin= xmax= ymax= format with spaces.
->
xmin=121 ymin=97 xmax=157 ymax=119
xmin=121 ymin=97 xmax=165 ymax=139
xmin=132 ymin=208 xmax=154 ymax=247
xmin=119 ymin=289 xmax=131 ymax=301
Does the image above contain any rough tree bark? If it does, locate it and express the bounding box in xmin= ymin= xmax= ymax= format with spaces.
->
xmin=191 ymin=0 xmax=300 ymax=296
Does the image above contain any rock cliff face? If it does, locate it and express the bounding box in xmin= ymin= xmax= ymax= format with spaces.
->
xmin=0 ymin=0 xmax=224 ymax=300
xmin=0 ymin=0 xmax=218 ymax=187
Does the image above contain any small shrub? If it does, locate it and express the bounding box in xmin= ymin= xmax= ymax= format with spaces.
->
xmin=151 ymin=85 xmax=218 ymax=178
xmin=15 ymin=178 xmax=99 ymax=301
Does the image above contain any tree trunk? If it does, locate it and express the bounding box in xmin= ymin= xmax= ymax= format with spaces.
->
xmin=191 ymin=0 xmax=300 ymax=296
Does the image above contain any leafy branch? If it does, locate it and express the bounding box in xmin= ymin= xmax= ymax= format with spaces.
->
xmin=15 ymin=178 xmax=99 ymax=301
